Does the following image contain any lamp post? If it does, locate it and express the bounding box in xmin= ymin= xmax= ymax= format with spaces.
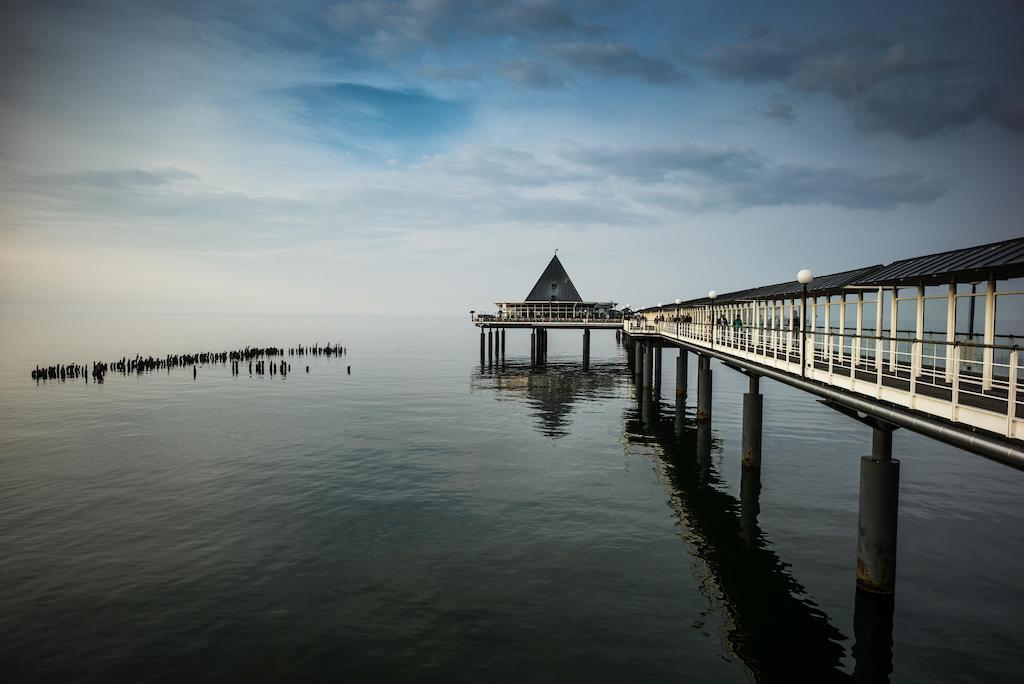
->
xmin=675 ymin=298 xmax=682 ymax=336
xmin=708 ymin=290 xmax=718 ymax=348
xmin=797 ymin=269 xmax=814 ymax=377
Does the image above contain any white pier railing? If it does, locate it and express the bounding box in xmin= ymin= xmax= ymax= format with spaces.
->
xmin=625 ymin=320 xmax=1024 ymax=440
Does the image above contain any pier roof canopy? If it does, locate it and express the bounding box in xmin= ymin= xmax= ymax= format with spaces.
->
xmin=526 ymin=255 xmax=583 ymax=302
xmin=640 ymin=236 xmax=1024 ymax=314
xmin=849 ymin=236 xmax=1024 ymax=286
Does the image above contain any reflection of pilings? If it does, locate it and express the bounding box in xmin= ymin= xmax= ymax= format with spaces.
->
xmin=583 ymin=328 xmax=591 ymax=370
xmin=742 ymin=374 xmax=763 ymax=469
xmin=740 ymin=468 xmax=761 ymax=547
xmin=697 ymin=354 xmax=712 ymax=423
xmin=696 ymin=421 xmax=713 ymax=482
xmin=641 ymin=389 xmax=656 ymax=430
xmin=626 ymin=403 xmax=851 ymax=681
xmin=853 ymin=589 xmax=895 ymax=683
xmin=676 ymin=348 xmax=688 ymax=396
xmin=857 ymin=425 xmax=900 ymax=594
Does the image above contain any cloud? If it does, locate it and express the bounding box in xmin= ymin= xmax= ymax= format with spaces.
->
xmin=761 ymin=101 xmax=797 ymax=123
xmin=281 ymin=82 xmax=471 ymax=153
xmin=326 ymin=0 xmax=585 ymax=53
xmin=697 ymin=35 xmax=1023 ymax=139
xmin=854 ymin=86 xmax=1024 ymax=139
xmin=699 ymin=42 xmax=809 ymax=83
xmin=553 ymin=42 xmax=687 ymax=85
xmin=498 ymin=59 xmax=566 ymax=90
xmin=558 ymin=143 xmax=950 ymax=210
xmin=416 ymin=147 xmax=584 ymax=186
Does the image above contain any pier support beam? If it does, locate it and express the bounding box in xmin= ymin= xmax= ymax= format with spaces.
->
xmin=488 ymin=328 xmax=493 ymax=363
xmin=530 ymin=330 xmax=536 ymax=367
xmin=480 ymin=329 xmax=485 ymax=363
xmin=501 ymin=329 xmax=505 ymax=360
xmin=742 ymin=374 xmax=763 ymax=469
xmin=676 ymin=349 xmax=688 ymax=396
xmin=642 ymin=340 xmax=654 ymax=389
xmin=697 ymin=354 xmax=712 ymax=423
xmin=857 ymin=424 xmax=900 ymax=594
xmin=583 ymin=329 xmax=591 ymax=370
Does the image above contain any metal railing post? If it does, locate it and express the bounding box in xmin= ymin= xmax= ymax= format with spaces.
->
xmin=1008 ymin=348 xmax=1019 ymax=437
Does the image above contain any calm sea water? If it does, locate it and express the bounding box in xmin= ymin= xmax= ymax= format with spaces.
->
xmin=1 ymin=316 xmax=1021 ymax=682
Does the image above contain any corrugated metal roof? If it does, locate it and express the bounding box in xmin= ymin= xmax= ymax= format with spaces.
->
xmin=851 ymin=237 xmax=1024 ymax=286
xmin=636 ymin=237 xmax=1024 ymax=313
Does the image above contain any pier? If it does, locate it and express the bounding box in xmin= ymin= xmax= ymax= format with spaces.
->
xmin=474 ymin=237 xmax=1024 ymax=598
xmin=471 ymin=254 xmax=622 ymax=368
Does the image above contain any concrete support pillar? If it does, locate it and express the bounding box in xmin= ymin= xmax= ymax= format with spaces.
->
xmin=642 ymin=341 xmax=654 ymax=389
xmin=653 ymin=344 xmax=662 ymax=390
xmin=530 ymin=330 xmax=536 ymax=367
xmin=634 ymin=341 xmax=644 ymax=380
xmin=582 ymin=329 xmax=591 ymax=370
xmin=696 ymin=355 xmax=712 ymax=424
xmin=741 ymin=374 xmax=763 ymax=469
xmin=856 ymin=425 xmax=900 ymax=594
xmin=501 ymin=329 xmax=506 ymax=359
xmin=538 ymin=328 xmax=546 ymax=366
xmin=487 ymin=328 xmax=493 ymax=363
xmin=480 ymin=329 xmax=485 ymax=363
xmin=676 ymin=349 xmax=688 ymax=396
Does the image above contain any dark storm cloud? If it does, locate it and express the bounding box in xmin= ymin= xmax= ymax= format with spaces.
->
xmin=552 ymin=42 xmax=687 ymax=85
xmin=559 ymin=144 xmax=950 ymax=210
xmin=696 ymin=24 xmax=1024 ymax=139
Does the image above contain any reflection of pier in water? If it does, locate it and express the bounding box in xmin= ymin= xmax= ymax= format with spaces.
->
xmin=626 ymin=391 xmax=894 ymax=682
xmin=473 ymin=359 xmax=894 ymax=681
xmin=471 ymin=361 xmax=628 ymax=438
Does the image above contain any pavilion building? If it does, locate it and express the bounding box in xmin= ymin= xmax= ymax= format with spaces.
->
xmin=494 ymin=255 xmax=619 ymax=322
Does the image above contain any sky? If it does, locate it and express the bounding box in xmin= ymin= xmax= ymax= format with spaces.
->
xmin=1 ymin=0 xmax=1022 ymax=315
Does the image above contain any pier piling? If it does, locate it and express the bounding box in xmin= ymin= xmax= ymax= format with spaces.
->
xmin=653 ymin=343 xmax=662 ymax=392
xmin=676 ymin=349 xmax=688 ymax=396
xmin=857 ymin=423 xmax=900 ymax=594
xmin=642 ymin=341 xmax=654 ymax=389
xmin=696 ymin=354 xmax=712 ymax=423
xmin=742 ymin=374 xmax=763 ymax=469
xmin=583 ymin=329 xmax=590 ymax=370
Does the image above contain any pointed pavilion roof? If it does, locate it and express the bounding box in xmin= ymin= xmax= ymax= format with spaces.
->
xmin=526 ymin=254 xmax=583 ymax=302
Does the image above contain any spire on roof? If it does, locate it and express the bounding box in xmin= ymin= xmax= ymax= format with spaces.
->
xmin=526 ymin=254 xmax=583 ymax=302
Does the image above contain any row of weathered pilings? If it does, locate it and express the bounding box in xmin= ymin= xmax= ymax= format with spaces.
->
xmin=622 ymin=329 xmax=900 ymax=597
xmin=30 ymin=343 xmax=348 ymax=383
